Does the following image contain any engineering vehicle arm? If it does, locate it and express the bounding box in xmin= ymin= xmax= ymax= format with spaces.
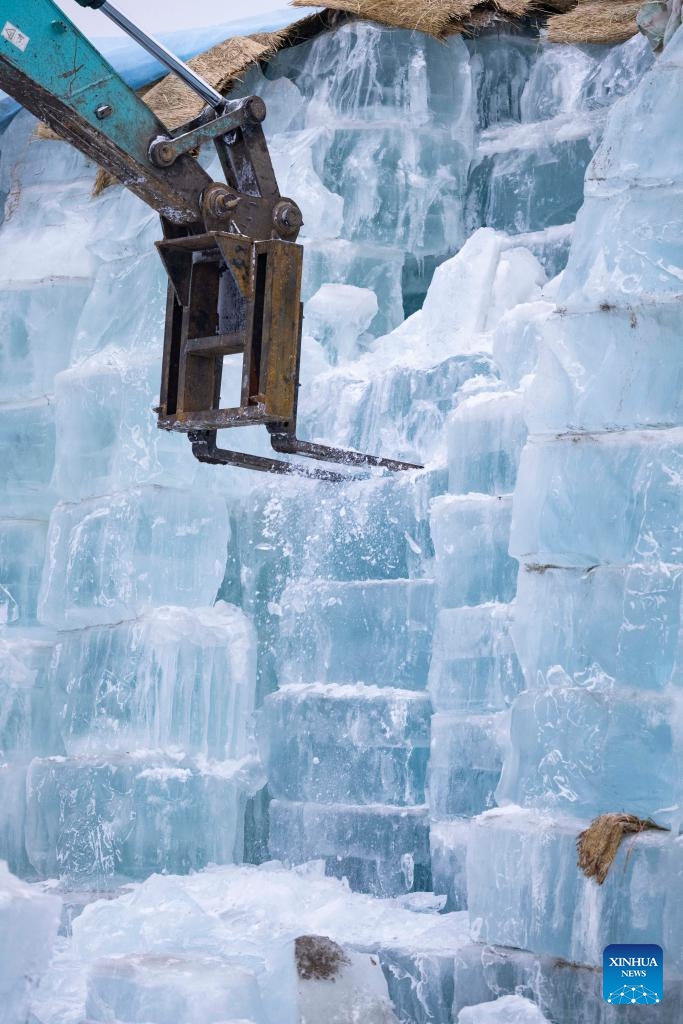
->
xmin=0 ymin=0 xmax=420 ymax=477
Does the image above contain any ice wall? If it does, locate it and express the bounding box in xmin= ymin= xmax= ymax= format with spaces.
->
xmin=0 ymin=10 xmax=677 ymax=1024
xmin=0 ymin=115 xmax=261 ymax=887
xmin=459 ymin=18 xmax=683 ymax=1022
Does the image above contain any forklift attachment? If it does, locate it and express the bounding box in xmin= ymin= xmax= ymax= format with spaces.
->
xmin=156 ymin=227 xmax=422 ymax=476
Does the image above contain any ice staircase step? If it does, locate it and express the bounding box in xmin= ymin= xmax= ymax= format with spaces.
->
xmin=429 ymin=712 xmax=505 ymax=818
xmin=0 ymin=280 xmax=91 ymax=404
xmin=86 ymin=953 xmax=266 ymax=1024
xmin=268 ymin=799 xmax=431 ymax=897
xmin=259 ymin=683 xmax=431 ymax=806
xmin=524 ymin=300 xmax=683 ymax=434
xmin=25 ymin=752 xmax=261 ymax=884
xmin=229 ymin=470 xmax=444 ymax=608
xmin=38 ymin=486 xmax=229 ymax=629
xmin=467 ymin=807 xmax=683 ymax=970
xmin=302 ymin=355 xmax=496 ymax=474
xmin=447 ymin=390 xmax=527 ymax=496
xmin=428 ymin=604 xmax=524 ymax=712
xmin=0 ymin=630 xmax=56 ymax=758
xmin=49 ymin=604 xmax=256 ymax=760
xmin=511 ymin=430 xmax=683 ymax=569
xmin=465 ymin=132 xmax=594 ymax=237
xmin=431 ymin=495 xmax=518 ymax=608
xmin=277 ymin=579 xmax=435 ymax=689
xmin=497 ymin=685 xmax=682 ymax=821
xmin=513 ymin=562 xmax=683 ymax=691
xmin=453 ymin=942 xmax=683 ymax=1024
xmin=430 ymin=818 xmax=470 ymax=911
xmin=0 ymin=399 xmax=56 ymax=517
xmin=0 ymin=519 xmax=48 ymax=626
xmin=457 ymin=994 xmax=550 ymax=1022
xmin=0 ymin=861 xmax=61 ymax=1024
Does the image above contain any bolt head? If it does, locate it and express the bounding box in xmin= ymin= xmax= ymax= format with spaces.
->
xmin=245 ymin=96 xmax=267 ymax=124
xmin=154 ymin=143 xmax=175 ymax=166
xmin=273 ymin=199 xmax=303 ymax=235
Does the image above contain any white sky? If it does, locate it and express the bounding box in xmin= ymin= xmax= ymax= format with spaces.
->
xmin=62 ymin=1 xmax=294 ymax=38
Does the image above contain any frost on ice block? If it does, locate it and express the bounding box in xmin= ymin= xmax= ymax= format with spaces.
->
xmin=452 ymin=941 xmax=683 ymax=1024
xmin=0 ymin=763 xmax=30 ymax=873
xmin=322 ymin=125 xmax=468 ymax=254
xmin=457 ymin=995 xmax=550 ymax=1023
xmin=0 ymin=860 xmax=61 ymax=1024
xmin=0 ymin=519 xmax=47 ymax=626
xmin=466 ymin=131 xmax=593 ymax=237
xmin=429 ymin=712 xmax=505 ymax=818
xmin=0 ymin=282 xmax=91 ymax=404
xmin=467 ymin=808 xmax=683 ymax=967
xmin=54 ymin=348 xmax=197 ymax=501
xmin=236 ymin=470 xmax=443 ymax=591
xmin=430 ymin=818 xmax=469 ymax=911
xmin=304 ymin=283 xmax=377 ymax=366
xmin=86 ymin=954 xmax=265 ymax=1024
xmin=0 ymin=399 xmax=56 ymax=517
xmin=260 ymin=683 xmax=431 ymax=806
xmin=525 ymin=302 xmax=683 ymax=434
xmin=0 ymin=631 xmax=55 ymax=758
xmin=270 ymin=21 xmax=473 ymax=130
xmin=513 ymin=563 xmax=683 ymax=691
xmin=497 ymin=687 xmax=681 ymax=821
xmin=447 ymin=390 xmax=527 ymax=496
xmin=38 ymin=486 xmax=229 ymax=628
xmin=431 ymin=495 xmax=517 ymax=608
xmin=277 ymin=579 xmax=435 ymax=689
xmin=25 ymin=753 xmax=259 ymax=883
xmin=428 ymin=605 xmax=524 ymax=712
xmin=511 ymin=430 xmax=683 ymax=568
xmin=50 ymin=603 xmax=256 ymax=759
xmin=268 ymin=800 xmax=430 ymax=896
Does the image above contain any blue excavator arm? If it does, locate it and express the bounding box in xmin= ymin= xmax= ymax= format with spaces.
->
xmin=0 ymin=0 xmax=419 ymax=476
xmin=0 ymin=0 xmax=214 ymax=223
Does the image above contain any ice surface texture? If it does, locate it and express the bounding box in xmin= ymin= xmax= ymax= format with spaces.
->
xmin=495 ymin=21 xmax=683 ymax=993
xmin=0 ymin=13 xmax=675 ymax=1024
xmin=457 ymin=995 xmax=550 ymax=1023
xmin=0 ymin=860 xmax=60 ymax=1024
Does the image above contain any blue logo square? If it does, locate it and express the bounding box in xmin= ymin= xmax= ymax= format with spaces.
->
xmin=603 ymin=944 xmax=663 ymax=1004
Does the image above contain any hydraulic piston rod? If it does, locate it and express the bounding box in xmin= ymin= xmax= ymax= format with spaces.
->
xmin=74 ymin=0 xmax=224 ymax=109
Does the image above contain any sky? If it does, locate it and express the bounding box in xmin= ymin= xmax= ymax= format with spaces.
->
xmin=63 ymin=0 xmax=297 ymax=38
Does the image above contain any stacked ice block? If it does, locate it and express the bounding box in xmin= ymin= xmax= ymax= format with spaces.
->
xmin=0 ymin=12 xmax=676 ymax=1023
xmin=428 ymin=386 xmax=528 ymax=910
xmin=0 ymin=114 xmax=260 ymax=888
xmin=461 ymin=21 xmax=683 ymax=1018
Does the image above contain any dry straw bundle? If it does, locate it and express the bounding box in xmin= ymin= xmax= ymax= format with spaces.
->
xmin=548 ymin=0 xmax=643 ymax=43
xmin=292 ymin=0 xmax=468 ymax=37
xmin=577 ymin=813 xmax=668 ymax=885
xmin=291 ymin=0 xmax=606 ymax=37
